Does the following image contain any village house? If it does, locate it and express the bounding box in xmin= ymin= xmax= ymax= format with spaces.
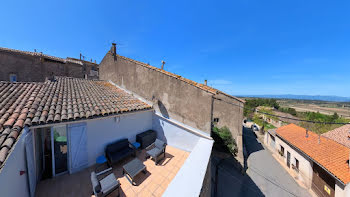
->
xmin=0 ymin=47 xmax=99 ymax=82
xmin=265 ymin=124 xmax=350 ymax=197
xmin=0 ymin=76 xmax=213 ymax=197
xmin=322 ymin=124 xmax=350 ymax=148
xmin=99 ymin=43 xmax=245 ymax=166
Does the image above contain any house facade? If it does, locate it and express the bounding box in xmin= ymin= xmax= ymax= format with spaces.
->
xmin=99 ymin=43 xmax=245 ymax=164
xmin=0 ymin=47 xmax=99 ymax=82
xmin=0 ymin=77 xmax=213 ymax=197
xmin=267 ymin=124 xmax=350 ymax=197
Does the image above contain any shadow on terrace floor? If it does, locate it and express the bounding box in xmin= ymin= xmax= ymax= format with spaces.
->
xmin=36 ymin=146 xmax=188 ymax=197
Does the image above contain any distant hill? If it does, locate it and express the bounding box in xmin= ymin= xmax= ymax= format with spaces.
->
xmin=239 ymin=94 xmax=350 ymax=102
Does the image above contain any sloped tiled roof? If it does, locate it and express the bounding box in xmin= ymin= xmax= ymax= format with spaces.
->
xmin=0 ymin=77 xmax=151 ymax=167
xmin=116 ymin=54 xmax=245 ymax=103
xmin=0 ymin=47 xmax=83 ymax=65
xmin=322 ymin=124 xmax=350 ymax=148
xmin=276 ymin=124 xmax=350 ymax=185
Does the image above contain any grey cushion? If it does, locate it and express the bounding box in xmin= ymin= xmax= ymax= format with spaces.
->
xmin=155 ymin=139 xmax=165 ymax=149
xmin=147 ymin=147 xmax=162 ymax=158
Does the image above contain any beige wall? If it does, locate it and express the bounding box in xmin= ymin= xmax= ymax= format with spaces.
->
xmin=0 ymin=50 xmax=98 ymax=82
xmin=99 ymin=52 xmax=213 ymax=134
xmin=213 ymin=92 xmax=244 ymax=139
xmin=99 ymin=50 xmax=244 ymax=139
xmin=275 ymin=135 xmax=313 ymax=189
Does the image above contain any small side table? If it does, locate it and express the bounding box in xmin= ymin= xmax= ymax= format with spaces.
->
xmin=95 ymin=155 xmax=112 ymax=176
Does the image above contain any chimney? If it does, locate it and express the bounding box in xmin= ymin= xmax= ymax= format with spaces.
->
xmin=318 ymin=134 xmax=320 ymax=144
xmin=111 ymin=43 xmax=117 ymax=56
xmin=161 ymin=60 xmax=165 ymax=70
xmin=204 ymin=80 xmax=207 ymax=86
xmin=305 ymin=129 xmax=308 ymax=138
xmin=80 ymin=53 xmax=82 ymax=60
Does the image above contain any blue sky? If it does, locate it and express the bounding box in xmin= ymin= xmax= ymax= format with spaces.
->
xmin=1 ymin=0 xmax=350 ymax=97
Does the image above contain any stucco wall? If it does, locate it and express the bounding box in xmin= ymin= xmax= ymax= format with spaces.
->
xmin=99 ymin=52 xmax=214 ymax=134
xmin=335 ymin=181 xmax=350 ymax=197
xmin=152 ymin=112 xmax=206 ymax=152
xmin=85 ymin=111 xmax=153 ymax=166
xmin=213 ymin=93 xmax=244 ymax=140
xmin=0 ymin=50 xmax=95 ymax=82
xmin=275 ymin=135 xmax=313 ymax=189
xmin=163 ymin=137 xmax=213 ymax=197
xmin=0 ymin=132 xmax=30 ymax=197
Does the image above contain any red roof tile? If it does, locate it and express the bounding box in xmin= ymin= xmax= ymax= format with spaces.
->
xmin=277 ymin=124 xmax=350 ymax=185
xmin=322 ymin=124 xmax=350 ymax=148
xmin=0 ymin=77 xmax=151 ymax=168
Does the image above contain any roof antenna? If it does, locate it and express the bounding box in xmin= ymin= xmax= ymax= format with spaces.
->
xmin=161 ymin=60 xmax=165 ymax=70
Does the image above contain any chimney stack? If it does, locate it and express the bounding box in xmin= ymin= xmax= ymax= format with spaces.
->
xmin=111 ymin=43 xmax=117 ymax=56
xmin=306 ymin=129 xmax=308 ymax=138
xmin=318 ymin=134 xmax=321 ymax=144
xmin=161 ymin=60 xmax=165 ymax=70
xmin=80 ymin=53 xmax=82 ymax=60
xmin=204 ymin=80 xmax=207 ymax=86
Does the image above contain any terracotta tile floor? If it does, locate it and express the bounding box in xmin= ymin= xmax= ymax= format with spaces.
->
xmin=35 ymin=145 xmax=190 ymax=197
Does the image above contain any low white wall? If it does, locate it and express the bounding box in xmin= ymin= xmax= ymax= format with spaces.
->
xmin=85 ymin=111 xmax=153 ymax=166
xmin=275 ymin=135 xmax=313 ymax=188
xmin=0 ymin=131 xmax=30 ymax=197
xmin=163 ymin=137 xmax=213 ymax=197
xmin=152 ymin=113 xmax=204 ymax=152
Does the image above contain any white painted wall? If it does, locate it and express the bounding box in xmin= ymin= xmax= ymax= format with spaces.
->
xmin=152 ymin=113 xmax=203 ymax=152
xmin=0 ymin=131 xmax=30 ymax=197
xmin=275 ymin=136 xmax=313 ymax=189
xmin=163 ymin=137 xmax=213 ymax=197
xmin=335 ymin=181 xmax=350 ymax=197
xmin=85 ymin=111 xmax=153 ymax=166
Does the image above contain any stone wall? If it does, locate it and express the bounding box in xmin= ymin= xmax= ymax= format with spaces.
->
xmin=100 ymin=52 xmax=213 ymax=133
xmin=212 ymin=92 xmax=244 ymax=139
xmin=99 ymin=47 xmax=244 ymax=140
xmin=0 ymin=49 xmax=98 ymax=82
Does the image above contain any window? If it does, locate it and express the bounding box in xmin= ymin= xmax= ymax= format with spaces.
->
xmin=213 ymin=118 xmax=219 ymax=123
xmin=292 ymin=158 xmax=299 ymax=172
xmin=9 ymin=74 xmax=17 ymax=82
xmin=279 ymin=145 xmax=284 ymax=156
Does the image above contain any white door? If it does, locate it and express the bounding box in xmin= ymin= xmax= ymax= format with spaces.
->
xmin=68 ymin=123 xmax=88 ymax=173
xmin=25 ymin=131 xmax=36 ymax=197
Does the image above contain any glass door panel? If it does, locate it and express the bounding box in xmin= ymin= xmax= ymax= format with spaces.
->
xmin=52 ymin=126 xmax=68 ymax=175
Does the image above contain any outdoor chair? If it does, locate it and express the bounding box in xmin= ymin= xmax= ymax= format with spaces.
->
xmin=146 ymin=139 xmax=167 ymax=165
xmin=91 ymin=170 xmax=120 ymax=197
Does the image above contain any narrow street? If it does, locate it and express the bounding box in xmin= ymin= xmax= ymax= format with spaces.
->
xmin=213 ymin=127 xmax=312 ymax=197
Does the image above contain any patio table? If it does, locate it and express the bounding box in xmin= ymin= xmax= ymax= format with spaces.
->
xmin=123 ymin=158 xmax=146 ymax=185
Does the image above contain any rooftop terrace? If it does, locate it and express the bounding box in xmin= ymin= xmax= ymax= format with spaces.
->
xmin=36 ymin=146 xmax=189 ymax=197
